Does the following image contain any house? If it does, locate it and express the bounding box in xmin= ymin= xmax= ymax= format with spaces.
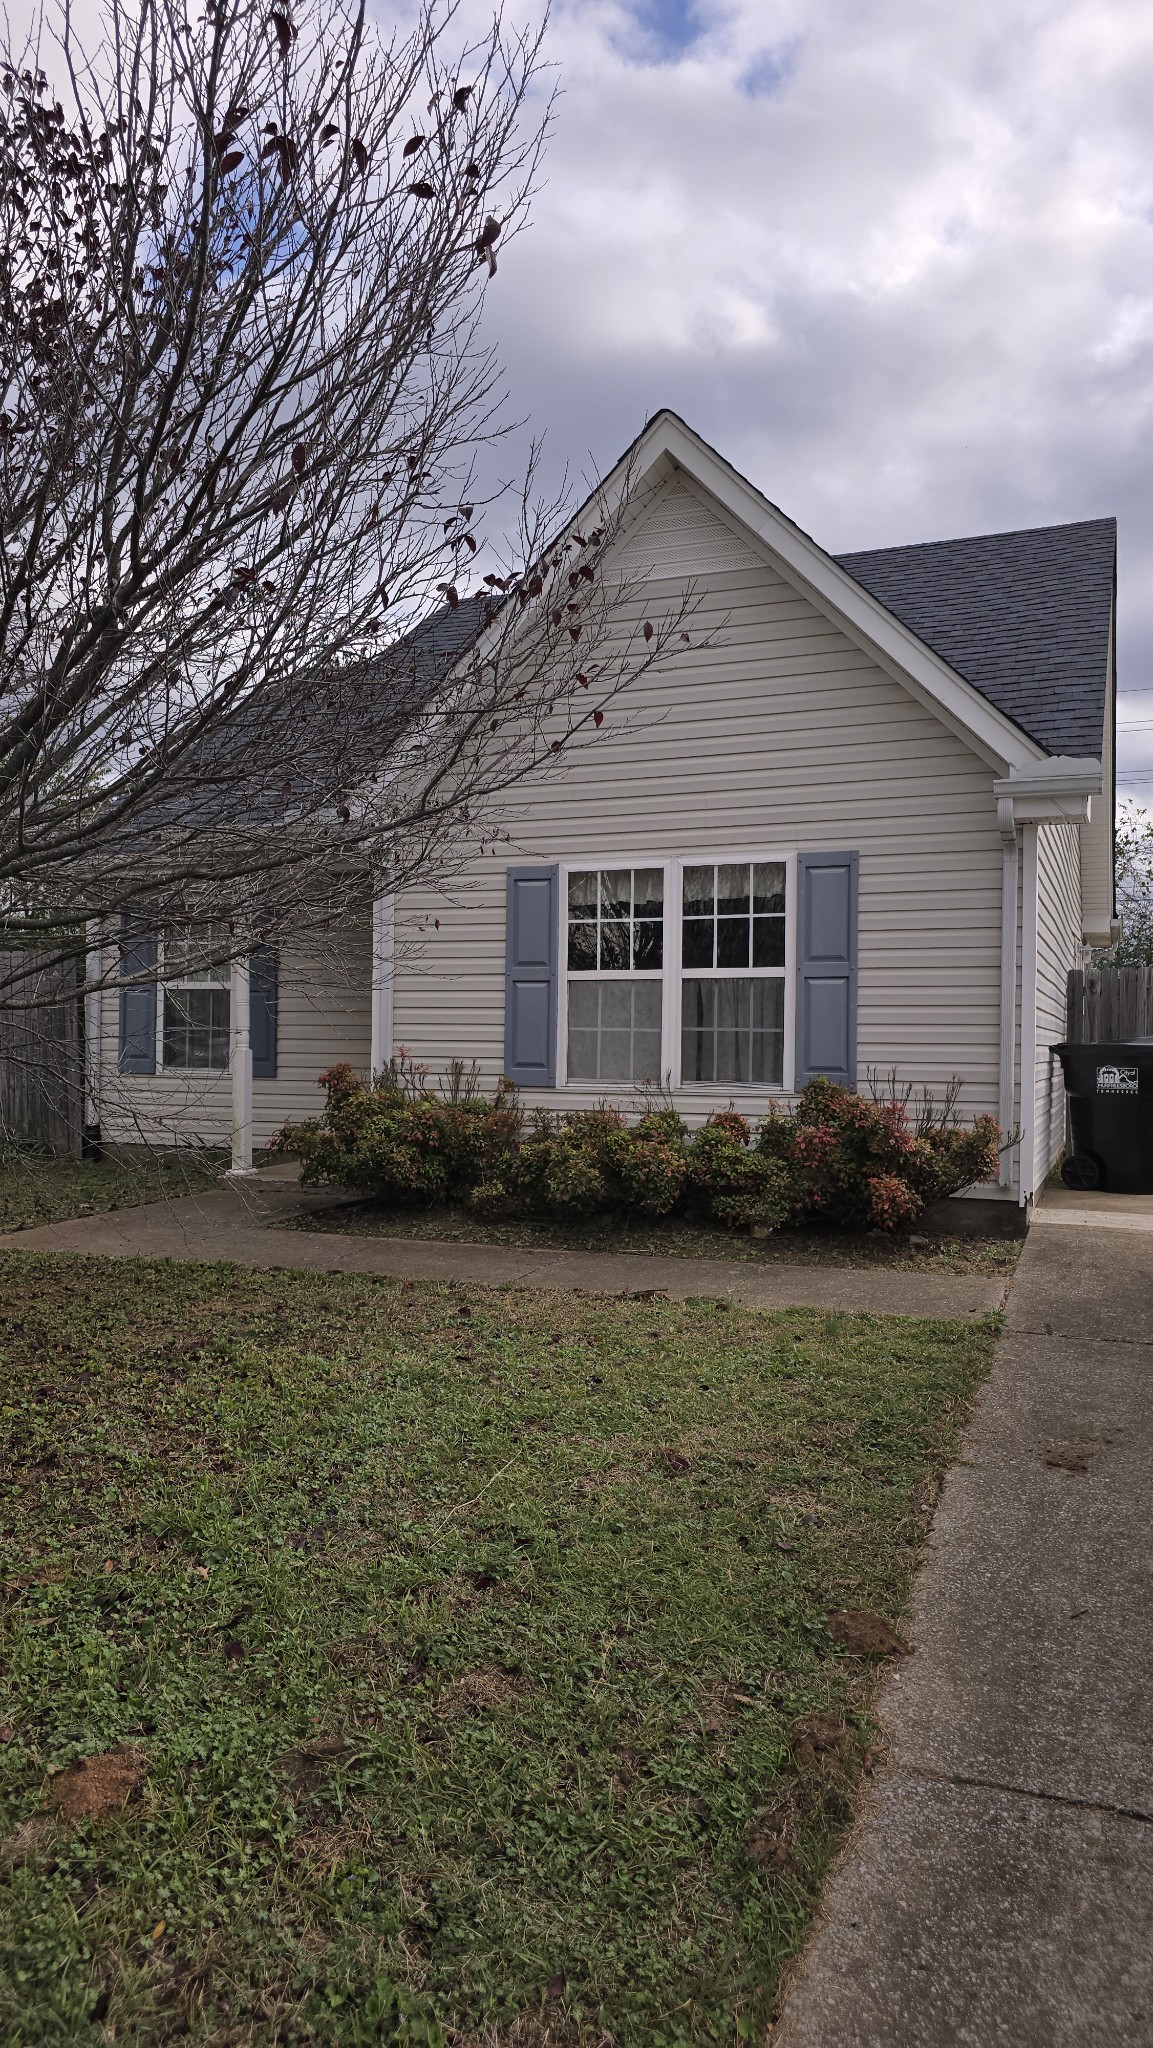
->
xmin=91 ymin=411 xmax=1116 ymax=1208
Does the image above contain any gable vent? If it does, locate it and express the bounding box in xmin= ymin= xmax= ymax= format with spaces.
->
xmin=613 ymin=482 xmax=762 ymax=578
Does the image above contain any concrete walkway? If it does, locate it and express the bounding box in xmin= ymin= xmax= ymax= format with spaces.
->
xmin=772 ymin=1219 xmax=1153 ymax=2046
xmin=0 ymin=1163 xmax=1007 ymax=1321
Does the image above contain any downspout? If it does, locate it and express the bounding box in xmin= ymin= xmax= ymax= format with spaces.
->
xmin=370 ymin=893 xmax=394 ymax=1081
xmin=1018 ymin=823 xmax=1040 ymax=1207
xmin=996 ymin=800 xmax=1019 ymax=1192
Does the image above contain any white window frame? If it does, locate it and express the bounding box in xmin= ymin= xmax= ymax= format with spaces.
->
xmin=557 ymin=852 xmax=796 ymax=1093
xmin=157 ymin=925 xmax=233 ymax=1075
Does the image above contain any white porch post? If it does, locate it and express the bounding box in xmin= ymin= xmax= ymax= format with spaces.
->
xmin=228 ymin=953 xmax=254 ymax=1174
xmin=83 ymin=919 xmax=103 ymax=1152
xmin=370 ymin=893 xmax=394 ymax=1081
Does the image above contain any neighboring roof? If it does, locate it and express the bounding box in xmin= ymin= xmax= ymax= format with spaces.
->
xmin=834 ymin=519 xmax=1116 ymax=758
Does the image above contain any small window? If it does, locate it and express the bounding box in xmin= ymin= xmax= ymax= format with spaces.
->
xmin=161 ymin=921 xmax=231 ymax=1071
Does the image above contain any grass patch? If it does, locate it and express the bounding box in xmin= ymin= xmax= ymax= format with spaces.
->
xmin=0 ymin=1151 xmax=223 ymax=1234
xmin=287 ymin=1198 xmax=1021 ymax=1276
xmin=0 ymin=1254 xmax=997 ymax=2045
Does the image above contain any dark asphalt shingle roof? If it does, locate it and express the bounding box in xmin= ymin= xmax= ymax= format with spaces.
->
xmin=833 ymin=518 xmax=1115 ymax=758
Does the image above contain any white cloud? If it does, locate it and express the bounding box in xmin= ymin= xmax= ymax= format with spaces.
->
xmin=12 ymin=0 xmax=1153 ymax=796
xmin=433 ymin=0 xmax=1153 ymax=797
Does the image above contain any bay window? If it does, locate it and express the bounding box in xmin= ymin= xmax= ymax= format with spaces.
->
xmin=559 ymin=855 xmax=792 ymax=1089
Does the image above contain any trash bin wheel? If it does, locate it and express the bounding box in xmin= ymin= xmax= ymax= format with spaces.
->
xmin=1061 ymin=1151 xmax=1102 ymax=1192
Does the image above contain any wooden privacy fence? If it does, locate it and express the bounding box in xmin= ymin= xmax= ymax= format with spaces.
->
xmin=0 ymin=951 xmax=84 ymax=1155
xmin=1066 ymin=965 xmax=1153 ymax=1044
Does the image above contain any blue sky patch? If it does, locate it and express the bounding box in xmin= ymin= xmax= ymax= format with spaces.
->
xmin=740 ymin=39 xmax=800 ymax=98
xmin=628 ymin=0 xmax=706 ymax=63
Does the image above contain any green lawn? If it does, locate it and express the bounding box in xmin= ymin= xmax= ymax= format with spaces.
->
xmin=288 ymin=1197 xmax=1022 ymax=1276
xmin=0 ymin=1255 xmax=997 ymax=2046
xmin=0 ymin=1151 xmax=222 ymax=1234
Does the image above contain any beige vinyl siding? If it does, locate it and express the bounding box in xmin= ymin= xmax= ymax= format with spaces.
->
xmin=95 ymin=928 xmax=371 ymax=1151
xmin=393 ymin=489 xmax=1008 ymax=1134
xmin=1032 ymin=819 xmax=1082 ymax=1188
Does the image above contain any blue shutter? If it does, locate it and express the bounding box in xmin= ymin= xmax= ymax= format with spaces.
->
xmin=250 ymin=946 xmax=278 ymax=1078
xmin=504 ymin=866 xmax=558 ymax=1086
xmin=796 ymin=852 xmax=858 ymax=1088
xmin=118 ymin=911 xmax=157 ymax=1073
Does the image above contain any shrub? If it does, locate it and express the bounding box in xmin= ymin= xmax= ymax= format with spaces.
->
xmin=279 ymin=1067 xmax=1001 ymax=1235
xmin=756 ymin=1076 xmax=1000 ymax=1230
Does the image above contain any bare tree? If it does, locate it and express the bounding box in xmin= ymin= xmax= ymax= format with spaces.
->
xmin=0 ymin=0 xmax=692 ymax=1019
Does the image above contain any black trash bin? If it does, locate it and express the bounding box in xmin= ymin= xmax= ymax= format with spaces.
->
xmin=1053 ymin=1039 xmax=1153 ymax=1193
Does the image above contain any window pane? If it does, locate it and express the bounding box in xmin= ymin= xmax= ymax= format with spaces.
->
xmin=632 ymin=982 xmax=662 ymax=1030
xmin=683 ymin=865 xmax=713 ymax=918
xmin=633 ymin=1031 xmax=663 ymax=1082
xmin=568 ymin=870 xmax=598 ymax=912
xmin=680 ymin=977 xmax=716 ymax=1084
xmin=598 ymin=919 xmax=631 ymax=971
xmin=633 ymin=868 xmax=664 ymax=919
xmin=567 ymin=1030 xmax=599 ymax=1080
xmin=568 ymin=981 xmax=599 ymax=1027
xmin=717 ymin=916 xmax=750 ymax=969
xmin=633 ymin=920 xmax=663 ymax=969
xmin=600 ymin=981 xmax=634 ymax=1028
xmin=599 ymin=1031 xmax=633 ymax=1081
xmin=714 ymin=978 xmax=752 ymax=1083
xmin=751 ymin=978 xmax=785 ymax=1086
xmin=681 ymin=977 xmax=782 ymax=1087
xmin=600 ymin=870 xmax=631 ymax=921
xmin=718 ymin=863 xmax=750 ymax=917
xmin=568 ymin=922 xmax=597 ymax=971
xmin=165 ymin=920 xmax=231 ymax=983
xmin=752 ymin=916 xmax=786 ymax=968
xmin=752 ymin=862 xmax=786 ymax=915
xmin=566 ymin=980 xmax=663 ymax=1084
xmin=163 ymin=988 xmax=230 ymax=1070
xmin=682 ymin=918 xmax=714 ymax=969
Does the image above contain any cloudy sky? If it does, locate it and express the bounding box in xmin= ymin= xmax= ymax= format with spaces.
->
xmin=429 ymin=0 xmax=1153 ymax=803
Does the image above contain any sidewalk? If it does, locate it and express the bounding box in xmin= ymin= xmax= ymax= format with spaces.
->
xmin=0 ymin=1163 xmax=1007 ymax=1321
xmin=771 ymin=1219 xmax=1153 ymax=2046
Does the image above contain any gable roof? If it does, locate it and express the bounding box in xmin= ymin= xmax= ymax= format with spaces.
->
xmin=834 ymin=520 xmax=1116 ymax=759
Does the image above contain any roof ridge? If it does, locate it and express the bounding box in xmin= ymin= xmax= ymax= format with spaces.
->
xmin=836 ymin=515 xmax=1116 ymax=561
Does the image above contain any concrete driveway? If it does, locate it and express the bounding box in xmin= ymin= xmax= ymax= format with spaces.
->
xmin=772 ymin=1209 xmax=1153 ymax=2046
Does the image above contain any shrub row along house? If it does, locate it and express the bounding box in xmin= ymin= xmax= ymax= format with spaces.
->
xmin=91 ymin=411 xmax=1116 ymax=1210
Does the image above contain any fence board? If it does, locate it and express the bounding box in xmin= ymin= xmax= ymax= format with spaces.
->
xmin=1066 ymin=966 xmax=1153 ymax=1044
xmin=0 ymin=952 xmax=84 ymax=1154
